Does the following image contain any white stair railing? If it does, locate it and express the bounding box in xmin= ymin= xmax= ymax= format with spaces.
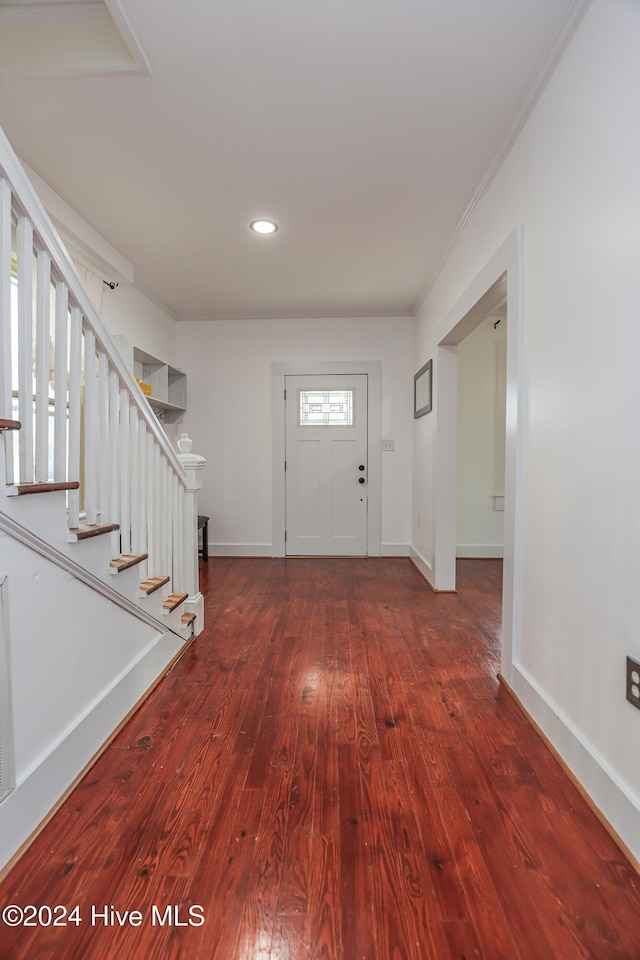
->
xmin=0 ymin=126 xmax=200 ymax=632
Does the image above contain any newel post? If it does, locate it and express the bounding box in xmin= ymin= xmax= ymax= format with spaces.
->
xmin=177 ymin=435 xmax=207 ymax=636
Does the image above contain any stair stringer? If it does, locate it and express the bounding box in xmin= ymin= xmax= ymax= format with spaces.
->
xmin=0 ymin=486 xmax=192 ymax=638
xmin=0 ymin=525 xmax=186 ymax=873
xmin=0 ymin=498 xmax=191 ymax=639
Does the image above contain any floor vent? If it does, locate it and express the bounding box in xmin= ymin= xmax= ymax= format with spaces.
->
xmin=0 ymin=577 xmax=15 ymax=804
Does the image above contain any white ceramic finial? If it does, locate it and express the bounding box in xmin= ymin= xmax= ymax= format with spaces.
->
xmin=177 ymin=432 xmax=193 ymax=454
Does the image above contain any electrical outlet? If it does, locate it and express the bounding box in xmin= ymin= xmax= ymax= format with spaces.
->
xmin=382 ymin=438 xmax=395 ymax=452
xmin=626 ymin=657 xmax=640 ymax=710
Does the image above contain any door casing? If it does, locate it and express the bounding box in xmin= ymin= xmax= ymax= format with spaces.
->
xmin=285 ymin=374 xmax=369 ymax=556
xmin=272 ymin=360 xmax=381 ymax=557
xmin=432 ymin=226 xmax=524 ymax=684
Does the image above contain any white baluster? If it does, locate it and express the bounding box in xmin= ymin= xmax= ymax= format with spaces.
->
xmin=160 ymin=453 xmax=169 ymax=581
xmin=119 ymin=388 xmax=130 ymax=555
xmin=138 ymin=422 xmax=148 ymax=579
xmin=67 ymin=306 xmax=82 ymax=527
xmin=0 ymin=179 xmax=10 ymax=414
xmin=0 ymin=179 xmax=13 ymax=482
xmin=34 ymin=249 xmax=51 ymax=483
xmin=98 ymin=350 xmax=109 ymax=522
xmin=171 ymin=471 xmax=180 ymax=590
xmin=17 ymin=216 xmax=33 ymax=483
xmin=83 ymin=328 xmax=97 ymax=524
xmin=53 ymin=281 xmax=68 ymax=481
xmin=146 ymin=432 xmax=158 ymax=575
xmin=129 ymin=405 xmax=141 ymax=554
xmin=108 ymin=369 xmax=120 ymax=555
xmin=177 ymin=482 xmax=185 ymax=593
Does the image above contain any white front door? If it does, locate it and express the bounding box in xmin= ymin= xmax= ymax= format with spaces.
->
xmin=285 ymin=374 xmax=368 ymax=556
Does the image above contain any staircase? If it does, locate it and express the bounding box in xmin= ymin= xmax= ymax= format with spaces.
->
xmin=0 ymin=126 xmax=203 ymax=642
xmin=0 ymin=125 xmax=206 ymax=872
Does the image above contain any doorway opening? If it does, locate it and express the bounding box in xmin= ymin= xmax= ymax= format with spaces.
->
xmin=456 ymin=301 xmax=507 ymax=561
xmin=432 ymin=227 xmax=524 ymax=683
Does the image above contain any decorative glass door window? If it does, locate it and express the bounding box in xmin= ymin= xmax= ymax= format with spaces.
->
xmin=299 ymin=389 xmax=354 ymax=427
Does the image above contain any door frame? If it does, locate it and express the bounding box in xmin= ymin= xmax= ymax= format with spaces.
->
xmin=433 ymin=226 xmax=524 ymax=683
xmin=271 ymin=361 xmax=382 ymax=557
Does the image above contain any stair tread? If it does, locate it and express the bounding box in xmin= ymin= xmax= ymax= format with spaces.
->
xmin=68 ymin=523 xmax=119 ymax=541
xmin=109 ymin=553 xmax=148 ymax=573
xmin=162 ymin=592 xmax=189 ymax=613
xmin=139 ymin=575 xmax=170 ymax=597
xmin=181 ymin=613 xmax=196 ymax=626
xmin=9 ymin=480 xmax=80 ymax=495
xmin=0 ymin=419 xmax=21 ymax=431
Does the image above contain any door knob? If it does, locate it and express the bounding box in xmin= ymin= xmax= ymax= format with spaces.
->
xmin=358 ymin=464 xmax=365 ymax=471
xmin=358 ymin=477 xmax=365 ymax=484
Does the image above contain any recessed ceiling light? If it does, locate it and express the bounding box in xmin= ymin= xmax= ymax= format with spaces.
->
xmin=250 ymin=219 xmax=278 ymax=235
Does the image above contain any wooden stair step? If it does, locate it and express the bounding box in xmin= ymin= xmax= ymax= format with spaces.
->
xmin=0 ymin=419 xmax=21 ymax=431
xmin=139 ymin=576 xmax=170 ymax=597
xmin=68 ymin=523 xmax=119 ymax=541
xmin=162 ymin=592 xmax=189 ymax=614
xmin=109 ymin=553 xmax=148 ymax=574
xmin=180 ymin=613 xmax=196 ymax=629
xmin=8 ymin=480 xmax=80 ymax=496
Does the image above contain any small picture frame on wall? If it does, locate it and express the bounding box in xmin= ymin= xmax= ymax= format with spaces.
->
xmin=414 ymin=359 xmax=433 ymax=418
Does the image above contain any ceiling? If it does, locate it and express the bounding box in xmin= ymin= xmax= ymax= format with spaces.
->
xmin=0 ymin=0 xmax=587 ymax=320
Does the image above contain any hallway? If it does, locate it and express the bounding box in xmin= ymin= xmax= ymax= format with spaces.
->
xmin=1 ymin=558 xmax=639 ymax=959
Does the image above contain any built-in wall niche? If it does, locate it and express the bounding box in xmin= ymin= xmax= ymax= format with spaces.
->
xmin=112 ymin=336 xmax=187 ymax=424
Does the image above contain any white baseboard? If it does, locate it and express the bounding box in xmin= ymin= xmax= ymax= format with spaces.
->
xmin=510 ymin=662 xmax=640 ymax=865
xmin=0 ymin=629 xmax=182 ymax=871
xmin=210 ymin=543 xmax=274 ymax=557
xmin=409 ymin=545 xmax=434 ymax=588
xmin=381 ymin=543 xmax=410 ymax=557
xmin=456 ymin=543 xmax=504 ymax=558
xmin=210 ymin=543 xmax=411 ymax=558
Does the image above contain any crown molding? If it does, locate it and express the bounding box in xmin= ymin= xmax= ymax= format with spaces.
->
xmin=0 ymin=2 xmax=107 ymax=23
xmin=412 ymin=0 xmax=593 ymax=315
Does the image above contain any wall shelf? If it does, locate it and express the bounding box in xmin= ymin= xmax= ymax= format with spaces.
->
xmin=113 ymin=337 xmax=187 ymax=424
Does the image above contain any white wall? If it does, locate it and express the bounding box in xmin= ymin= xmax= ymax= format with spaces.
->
xmin=412 ymin=0 xmax=640 ymax=860
xmin=25 ymin=161 xmax=179 ymax=376
xmin=101 ymin=284 xmax=180 ymax=440
xmin=101 ymin=283 xmax=177 ymax=368
xmin=176 ymin=316 xmax=413 ymax=555
xmin=456 ymin=314 xmax=506 ymax=557
xmin=0 ymin=532 xmax=181 ymax=869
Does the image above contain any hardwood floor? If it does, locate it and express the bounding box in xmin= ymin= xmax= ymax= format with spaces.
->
xmin=1 ymin=557 xmax=639 ymax=959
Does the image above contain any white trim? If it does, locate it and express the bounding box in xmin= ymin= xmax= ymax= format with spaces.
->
xmin=380 ymin=543 xmax=410 ymax=557
xmin=104 ymin=0 xmax=151 ymax=74
xmin=409 ymin=545 xmax=434 ymax=587
xmin=177 ymin=310 xmax=414 ymax=323
xmin=210 ymin=544 xmax=275 ymax=558
xmin=0 ymin=3 xmax=107 ymax=23
xmin=207 ymin=544 xmax=408 ymax=559
xmin=412 ymin=0 xmax=592 ymax=314
xmin=456 ymin=544 xmax=504 ymax=559
xmin=0 ymin=510 xmax=175 ymax=636
xmin=0 ymin=1 xmax=151 ymax=78
xmin=433 ymin=227 xmax=525 ymax=684
xmin=0 ymin=627 xmax=181 ymax=870
xmin=271 ymin=361 xmax=382 ymax=558
xmin=510 ymin=663 xmax=640 ymax=863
